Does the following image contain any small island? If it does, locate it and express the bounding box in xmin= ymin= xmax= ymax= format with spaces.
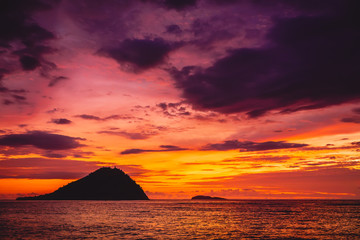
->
xmin=191 ymin=195 xmax=227 ymax=200
xmin=17 ymin=167 xmax=149 ymax=200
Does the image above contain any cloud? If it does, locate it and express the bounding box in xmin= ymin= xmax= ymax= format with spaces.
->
xmin=341 ymin=117 xmax=360 ymax=124
xmin=103 ymin=115 xmax=129 ymax=120
xmin=46 ymin=108 xmax=63 ymax=114
xmin=187 ymin=16 xmax=237 ymax=48
xmin=48 ymin=76 xmax=68 ymax=87
xmin=50 ymin=118 xmax=72 ymax=125
xmin=120 ymin=149 xmax=150 ymax=155
xmin=41 ymin=152 xmax=67 ymax=159
xmin=353 ymin=107 xmax=360 ymax=114
xmin=19 ymin=55 xmax=41 ymax=71
xmin=161 ymin=0 xmax=197 ymax=10
xmin=12 ymin=94 xmax=26 ymax=101
xmin=98 ymin=130 xmax=158 ymax=140
xmin=2 ymin=100 xmax=13 ymax=105
xmin=159 ymin=145 xmax=184 ymax=150
xmin=171 ymin=1 xmax=360 ymax=117
xmin=143 ymin=0 xmax=197 ymax=11
xmin=98 ymin=38 xmax=173 ymax=72
xmin=156 ymin=102 xmax=191 ymax=117
xmin=75 ymin=114 xmax=130 ymax=121
xmin=165 ymin=24 xmax=183 ymax=35
xmin=0 ymin=68 xmax=9 ymax=81
xmin=342 ymin=107 xmax=360 ymax=123
xmin=0 ymin=0 xmax=57 ymax=75
xmin=121 ymin=145 xmax=188 ymax=154
xmin=201 ymin=140 xmax=308 ymax=152
xmin=223 ymin=155 xmax=291 ymax=163
xmin=0 ymin=131 xmax=84 ymax=150
xmin=76 ymin=114 xmax=102 ymax=121
xmin=0 ymin=86 xmax=27 ymax=94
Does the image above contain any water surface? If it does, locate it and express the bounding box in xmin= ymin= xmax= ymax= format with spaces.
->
xmin=1 ymin=200 xmax=359 ymax=239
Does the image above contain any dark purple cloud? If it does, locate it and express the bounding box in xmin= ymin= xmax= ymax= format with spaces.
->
xmin=159 ymin=145 xmax=184 ymax=150
xmin=144 ymin=0 xmax=197 ymax=11
xmin=162 ymin=0 xmax=197 ymax=10
xmin=50 ymin=118 xmax=72 ymax=125
xmin=188 ymin=17 xmax=236 ymax=48
xmin=12 ymin=94 xmax=26 ymax=101
xmin=3 ymin=100 xmax=14 ymax=105
xmin=1 ymin=81 xmax=28 ymax=105
xmin=171 ymin=0 xmax=360 ymax=117
xmin=103 ymin=115 xmax=127 ymax=120
xmin=157 ymin=102 xmax=191 ymax=117
xmin=0 ymin=131 xmax=84 ymax=150
xmin=352 ymin=108 xmax=360 ymax=114
xmin=19 ymin=55 xmax=41 ymax=71
xmin=223 ymin=155 xmax=291 ymax=163
xmin=98 ymin=130 xmax=158 ymax=140
xmin=341 ymin=117 xmax=360 ymax=124
xmin=121 ymin=149 xmax=148 ymax=155
xmin=0 ymin=68 xmax=9 ymax=81
xmin=0 ymin=0 xmax=57 ymax=74
xmin=48 ymin=76 xmax=68 ymax=87
xmin=340 ymin=107 xmax=360 ymax=123
xmin=99 ymin=38 xmax=173 ymax=72
xmin=76 ymin=114 xmax=102 ymax=121
xmin=165 ymin=24 xmax=182 ymax=35
xmin=75 ymin=114 xmax=129 ymax=121
xmin=0 ymin=86 xmax=27 ymax=93
xmin=202 ymin=140 xmax=308 ymax=152
xmin=121 ymin=145 xmax=188 ymax=154
xmin=41 ymin=152 xmax=67 ymax=158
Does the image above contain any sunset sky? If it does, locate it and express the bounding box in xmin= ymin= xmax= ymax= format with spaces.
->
xmin=1 ymin=0 xmax=359 ymax=199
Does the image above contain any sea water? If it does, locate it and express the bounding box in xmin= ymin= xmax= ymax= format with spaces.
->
xmin=1 ymin=200 xmax=359 ymax=239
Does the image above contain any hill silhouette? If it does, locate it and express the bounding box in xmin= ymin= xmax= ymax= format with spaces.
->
xmin=191 ymin=195 xmax=227 ymax=200
xmin=17 ymin=167 xmax=149 ymax=200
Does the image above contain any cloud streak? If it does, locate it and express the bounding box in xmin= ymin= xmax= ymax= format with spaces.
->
xmin=50 ymin=118 xmax=72 ymax=125
xmin=98 ymin=130 xmax=158 ymax=140
xmin=121 ymin=145 xmax=188 ymax=154
xmin=75 ymin=114 xmax=132 ymax=121
xmin=201 ymin=140 xmax=308 ymax=152
xmin=0 ymin=131 xmax=84 ymax=150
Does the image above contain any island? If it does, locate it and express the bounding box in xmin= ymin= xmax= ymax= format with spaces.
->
xmin=191 ymin=195 xmax=227 ymax=200
xmin=17 ymin=167 xmax=149 ymax=200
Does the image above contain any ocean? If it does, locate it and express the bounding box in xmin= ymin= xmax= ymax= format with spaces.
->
xmin=0 ymin=200 xmax=359 ymax=239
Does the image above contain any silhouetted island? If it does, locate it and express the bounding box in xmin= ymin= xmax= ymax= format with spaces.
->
xmin=191 ymin=195 xmax=227 ymax=200
xmin=17 ymin=167 xmax=149 ymax=200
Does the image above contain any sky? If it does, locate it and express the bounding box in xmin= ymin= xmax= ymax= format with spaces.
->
xmin=0 ymin=0 xmax=359 ymax=199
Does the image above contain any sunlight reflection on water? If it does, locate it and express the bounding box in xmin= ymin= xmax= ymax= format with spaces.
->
xmin=1 ymin=200 xmax=359 ymax=239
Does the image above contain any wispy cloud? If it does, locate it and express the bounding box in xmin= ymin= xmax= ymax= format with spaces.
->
xmin=75 ymin=114 xmax=134 ymax=121
xmin=49 ymin=118 xmax=72 ymax=125
xmin=121 ymin=145 xmax=188 ymax=154
xmin=98 ymin=130 xmax=158 ymax=140
xmin=201 ymin=140 xmax=308 ymax=152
